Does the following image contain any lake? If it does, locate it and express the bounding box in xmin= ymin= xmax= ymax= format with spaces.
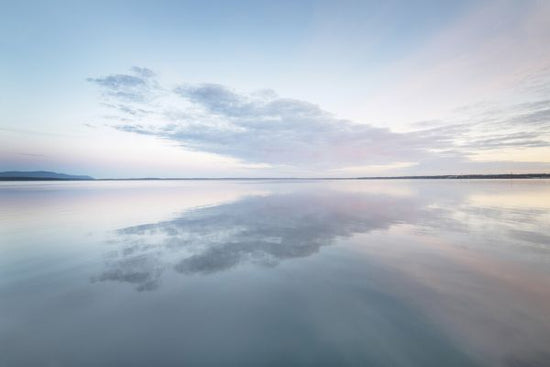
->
xmin=1 ymin=179 xmax=549 ymax=366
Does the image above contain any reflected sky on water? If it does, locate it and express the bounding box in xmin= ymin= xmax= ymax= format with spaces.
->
xmin=1 ymin=180 xmax=549 ymax=366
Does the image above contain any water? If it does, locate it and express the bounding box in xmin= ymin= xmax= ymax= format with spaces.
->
xmin=1 ymin=179 xmax=549 ymax=366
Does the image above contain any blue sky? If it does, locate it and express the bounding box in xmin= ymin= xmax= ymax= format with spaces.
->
xmin=1 ymin=0 xmax=549 ymax=178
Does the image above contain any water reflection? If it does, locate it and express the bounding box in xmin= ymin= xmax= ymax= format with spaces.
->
xmin=96 ymin=182 xmax=550 ymax=291
xmin=2 ymin=180 xmax=550 ymax=366
xmin=96 ymin=190 xmax=427 ymax=290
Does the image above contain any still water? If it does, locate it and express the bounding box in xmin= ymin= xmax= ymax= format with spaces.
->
xmin=1 ymin=179 xmax=549 ymax=366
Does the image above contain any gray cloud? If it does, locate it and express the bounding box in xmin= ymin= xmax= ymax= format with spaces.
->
xmin=87 ymin=67 xmax=157 ymax=102
xmin=511 ymin=108 xmax=550 ymax=126
xmin=130 ymin=66 xmax=155 ymax=78
xmin=88 ymin=68 xmax=550 ymax=171
xmin=88 ymin=74 xmax=145 ymax=89
xmin=167 ymin=83 xmax=450 ymax=167
xmin=463 ymin=132 xmax=549 ymax=149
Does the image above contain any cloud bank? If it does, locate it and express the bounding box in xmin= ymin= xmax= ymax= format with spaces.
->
xmin=88 ymin=68 xmax=550 ymax=173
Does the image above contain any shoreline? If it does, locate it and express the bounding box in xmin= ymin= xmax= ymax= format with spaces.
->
xmin=1 ymin=173 xmax=550 ymax=181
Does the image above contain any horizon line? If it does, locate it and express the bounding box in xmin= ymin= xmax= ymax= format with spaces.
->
xmin=1 ymin=172 xmax=550 ymax=181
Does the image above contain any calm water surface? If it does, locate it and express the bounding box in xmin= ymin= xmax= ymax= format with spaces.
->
xmin=1 ymin=180 xmax=549 ymax=366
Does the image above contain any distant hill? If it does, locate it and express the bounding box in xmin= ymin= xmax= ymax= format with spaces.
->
xmin=0 ymin=171 xmax=94 ymax=180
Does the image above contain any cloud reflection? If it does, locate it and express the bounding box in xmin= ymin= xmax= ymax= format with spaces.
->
xmin=95 ymin=183 xmax=550 ymax=291
xmin=95 ymin=190 xmax=425 ymax=290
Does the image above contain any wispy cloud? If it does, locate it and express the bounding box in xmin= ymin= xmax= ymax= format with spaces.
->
xmin=87 ymin=67 xmax=158 ymax=102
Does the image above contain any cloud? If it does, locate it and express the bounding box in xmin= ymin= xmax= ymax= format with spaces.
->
xmin=512 ymin=107 xmax=550 ymax=127
xmin=87 ymin=67 xmax=157 ymax=102
xmin=462 ymin=132 xmax=549 ymax=150
xmin=448 ymin=99 xmax=550 ymax=153
xmin=88 ymin=68 xmax=550 ymax=172
xmin=87 ymin=69 xmax=444 ymax=168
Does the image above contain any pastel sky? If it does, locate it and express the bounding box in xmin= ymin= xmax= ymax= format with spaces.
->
xmin=1 ymin=0 xmax=549 ymax=178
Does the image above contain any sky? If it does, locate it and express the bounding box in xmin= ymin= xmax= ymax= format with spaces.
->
xmin=1 ymin=0 xmax=549 ymax=178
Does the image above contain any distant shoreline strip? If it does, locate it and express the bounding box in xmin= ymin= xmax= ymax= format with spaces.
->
xmin=1 ymin=173 xmax=549 ymax=181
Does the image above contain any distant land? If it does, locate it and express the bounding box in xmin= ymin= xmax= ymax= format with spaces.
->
xmin=0 ymin=171 xmax=94 ymax=180
xmin=356 ymin=174 xmax=550 ymax=180
xmin=1 ymin=171 xmax=549 ymax=181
